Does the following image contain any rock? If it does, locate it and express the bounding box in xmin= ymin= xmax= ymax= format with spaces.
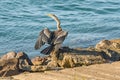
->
xmin=60 ymin=51 xmax=106 ymax=68
xmin=30 ymin=66 xmax=47 ymax=72
xmin=0 ymin=58 xmax=19 ymax=77
xmin=95 ymin=39 xmax=120 ymax=61
xmin=31 ymin=56 xmax=47 ymax=66
xmin=101 ymin=49 xmax=120 ymax=61
xmin=21 ymin=65 xmax=62 ymax=72
xmin=110 ymin=39 xmax=120 ymax=43
xmin=48 ymin=47 xmax=106 ymax=68
xmin=0 ymin=51 xmax=16 ymax=61
xmin=1 ymin=39 xmax=120 ymax=73
xmin=60 ymin=54 xmax=75 ymax=68
xmin=21 ymin=65 xmax=48 ymax=72
xmin=16 ymin=52 xmax=33 ymax=69
xmin=47 ymin=60 xmax=59 ymax=68
xmin=0 ymin=77 xmax=15 ymax=80
xmin=16 ymin=52 xmax=30 ymax=60
xmin=96 ymin=39 xmax=120 ymax=51
xmin=47 ymin=51 xmax=59 ymax=68
xmin=95 ymin=40 xmax=112 ymax=50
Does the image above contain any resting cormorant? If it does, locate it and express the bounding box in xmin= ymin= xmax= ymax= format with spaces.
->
xmin=35 ymin=14 xmax=68 ymax=55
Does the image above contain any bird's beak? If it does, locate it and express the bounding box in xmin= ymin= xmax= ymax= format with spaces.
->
xmin=47 ymin=14 xmax=52 ymax=17
xmin=47 ymin=14 xmax=53 ymax=17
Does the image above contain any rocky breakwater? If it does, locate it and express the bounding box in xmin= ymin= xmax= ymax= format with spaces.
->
xmin=0 ymin=39 xmax=120 ymax=77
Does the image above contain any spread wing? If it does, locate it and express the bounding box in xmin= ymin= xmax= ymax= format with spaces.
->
xmin=34 ymin=28 xmax=51 ymax=50
xmin=54 ymin=31 xmax=68 ymax=45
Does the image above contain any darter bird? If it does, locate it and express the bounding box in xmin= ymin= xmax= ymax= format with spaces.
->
xmin=34 ymin=14 xmax=68 ymax=55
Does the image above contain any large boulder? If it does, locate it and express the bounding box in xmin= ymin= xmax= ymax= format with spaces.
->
xmin=58 ymin=47 xmax=106 ymax=68
xmin=45 ymin=47 xmax=106 ymax=68
xmin=0 ymin=51 xmax=33 ymax=76
xmin=0 ymin=58 xmax=19 ymax=77
xmin=95 ymin=39 xmax=120 ymax=61
xmin=16 ymin=52 xmax=33 ymax=69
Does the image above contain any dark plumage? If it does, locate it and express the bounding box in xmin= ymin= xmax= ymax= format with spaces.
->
xmin=35 ymin=14 xmax=68 ymax=55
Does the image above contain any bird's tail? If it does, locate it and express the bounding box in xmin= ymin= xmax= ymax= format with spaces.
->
xmin=41 ymin=45 xmax=54 ymax=55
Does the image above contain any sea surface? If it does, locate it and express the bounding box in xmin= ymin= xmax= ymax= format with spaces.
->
xmin=0 ymin=0 xmax=120 ymax=57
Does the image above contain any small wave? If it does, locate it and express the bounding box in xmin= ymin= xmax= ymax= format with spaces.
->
xmin=75 ymin=7 xmax=108 ymax=15
xmin=103 ymin=8 xmax=120 ymax=12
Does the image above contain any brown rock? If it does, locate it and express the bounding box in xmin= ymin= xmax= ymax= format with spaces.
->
xmin=21 ymin=65 xmax=47 ymax=72
xmin=96 ymin=39 xmax=120 ymax=51
xmin=0 ymin=77 xmax=15 ymax=80
xmin=31 ymin=56 xmax=46 ymax=66
xmin=110 ymin=39 xmax=120 ymax=43
xmin=0 ymin=51 xmax=16 ymax=61
xmin=60 ymin=51 xmax=105 ymax=68
xmin=16 ymin=52 xmax=33 ymax=69
xmin=47 ymin=60 xmax=59 ymax=68
xmin=47 ymin=50 xmax=61 ymax=68
xmin=95 ymin=39 xmax=120 ymax=61
xmin=16 ymin=52 xmax=29 ymax=60
xmin=0 ymin=58 xmax=19 ymax=77
xmin=95 ymin=40 xmax=112 ymax=50
xmin=30 ymin=65 xmax=47 ymax=72
xmin=61 ymin=54 xmax=75 ymax=68
xmin=101 ymin=49 xmax=120 ymax=61
xmin=49 ymin=47 xmax=106 ymax=68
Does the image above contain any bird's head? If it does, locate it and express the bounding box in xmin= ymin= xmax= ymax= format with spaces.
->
xmin=47 ymin=14 xmax=57 ymax=20
xmin=46 ymin=13 xmax=62 ymax=31
xmin=47 ymin=14 xmax=55 ymax=17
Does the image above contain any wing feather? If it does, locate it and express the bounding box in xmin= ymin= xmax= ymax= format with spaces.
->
xmin=54 ymin=31 xmax=68 ymax=44
xmin=34 ymin=36 xmax=45 ymax=49
xmin=34 ymin=28 xmax=51 ymax=50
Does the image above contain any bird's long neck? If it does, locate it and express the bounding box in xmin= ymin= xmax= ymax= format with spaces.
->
xmin=51 ymin=15 xmax=62 ymax=31
xmin=56 ymin=21 xmax=62 ymax=31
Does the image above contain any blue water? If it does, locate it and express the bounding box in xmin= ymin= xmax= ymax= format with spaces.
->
xmin=0 ymin=0 xmax=120 ymax=57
